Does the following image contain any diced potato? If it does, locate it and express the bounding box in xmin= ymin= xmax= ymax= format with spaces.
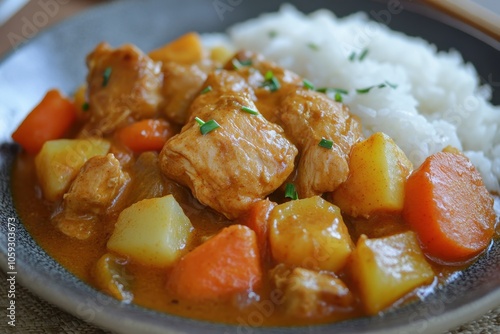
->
xmin=333 ymin=132 xmax=413 ymax=218
xmin=210 ymin=45 xmax=234 ymax=65
xmin=35 ymin=138 xmax=111 ymax=201
xmin=107 ymin=195 xmax=194 ymax=267
xmin=148 ymin=32 xmax=203 ymax=64
xmin=93 ymin=253 xmax=133 ymax=302
xmin=349 ymin=231 xmax=435 ymax=315
xmin=269 ymin=196 xmax=353 ymax=272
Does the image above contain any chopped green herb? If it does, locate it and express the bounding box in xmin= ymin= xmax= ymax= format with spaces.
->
xmin=241 ymin=106 xmax=259 ymax=115
xmin=316 ymin=87 xmax=348 ymax=95
xmin=102 ymin=67 xmax=112 ymax=87
xmin=285 ymin=183 xmax=298 ymax=200
xmin=268 ymin=30 xmax=277 ymax=38
xmin=348 ymin=48 xmax=369 ymax=62
xmin=303 ymin=79 xmax=315 ymax=90
xmin=261 ymin=70 xmax=281 ymax=92
xmin=356 ymin=81 xmax=398 ymax=94
xmin=334 ymin=92 xmax=343 ymax=102
xmin=359 ymin=48 xmax=369 ymax=61
xmin=195 ymin=117 xmax=220 ymax=135
xmin=307 ymin=43 xmax=319 ymax=51
xmin=195 ymin=117 xmax=205 ymax=126
xmin=319 ymin=138 xmax=334 ymax=149
xmin=232 ymin=58 xmax=253 ymax=70
xmin=200 ymin=86 xmax=212 ymax=94
xmin=239 ymin=59 xmax=253 ymax=66
xmin=82 ymin=102 xmax=89 ymax=112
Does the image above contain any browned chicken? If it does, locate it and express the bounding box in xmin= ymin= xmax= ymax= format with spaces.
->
xmin=161 ymin=60 xmax=213 ymax=125
xmin=56 ymin=154 xmax=130 ymax=239
xmin=271 ymin=264 xmax=354 ymax=318
xmin=82 ymin=42 xmax=163 ymax=136
xmin=278 ymin=88 xmax=363 ymax=198
xmin=224 ymin=50 xmax=303 ymax=123
xmin=160 ymin=71 xmax=298 ymax=219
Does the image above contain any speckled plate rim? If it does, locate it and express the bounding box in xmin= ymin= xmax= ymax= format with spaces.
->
xmin=0 ymin=1 xmax=499 ymax=333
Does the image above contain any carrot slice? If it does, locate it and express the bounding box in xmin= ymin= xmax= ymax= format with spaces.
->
xmin=237 ymin=199 xmax=276 ymax=262
xmin=12 ymin=89 xmax=77 ymax=154
xmin=167 ymin=224 xmax=262 ymax=301
xmin=402 ymin=151 xmax=496 ymax=264
xmin=117 ymin=119 xmax=175 ymax=152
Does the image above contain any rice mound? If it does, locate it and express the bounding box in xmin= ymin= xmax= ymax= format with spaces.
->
xmin=205 ymin=5 xmax=500 ymax=192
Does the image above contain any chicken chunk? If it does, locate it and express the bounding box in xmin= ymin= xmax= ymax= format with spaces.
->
xmin=225 ymin=50 xmax=303 ymax=123
xmin=271 ymin=264 xmax=353 ymax=318
xmin=278 ymin=88 xmax=363 ymax=198
xmin=160 ymin=73 xmax=297 ymax=219
xmin=161 ymin=60 xmax=213 ymax=125
xmin=56 ymin=154 xmax=129 ymax=239
xmin=82 ymin=42 xmax=163 ymax=136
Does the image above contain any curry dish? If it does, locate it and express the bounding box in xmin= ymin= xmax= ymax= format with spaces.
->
xmin=11 ymin=32 xmax=498 ymax=325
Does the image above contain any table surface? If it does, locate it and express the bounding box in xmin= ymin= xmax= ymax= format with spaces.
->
xmin=0 ymin=0 xmax=499 ymax=333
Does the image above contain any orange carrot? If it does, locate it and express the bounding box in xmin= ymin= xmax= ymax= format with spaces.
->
xmin=167 ymin=224 xmax=262 ymax=301
xmin=12 ymin=89 xmax=77 ymax=154
xmin=237 ymin=199 xmax=276 ymax=262
xmin=117 ymin=119 xmax=175 ymax=152
xmin=402 ymin=151 xmax=496 ymax=264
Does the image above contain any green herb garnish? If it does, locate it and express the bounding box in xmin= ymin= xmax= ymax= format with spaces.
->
xmin=307 ymin=43 xmax=319 ymax=51
xmin=195 ymin=117 xmax=220 ymax=135
xmin=268 ymin=30 xmax=277 ymax=38
xmin=319 ymin=138 xmax=334 ymax=149
xmin=356 ymin=81 xmax=398 ymax=94
xmin=261 ymin=70 xmax=281 ymax=92
xmin=334 ymin=92 xmax=343 ymax=102
xmin=303 ymin=79 xmax=315 ymax=90
xmin=285 ymin=183 xmax=298 ymax=200
xmin=349 ymin=48 xmax=369 ymax=62
xmin=102 ymin=67 xmax=112 ymax=87
xmin=200 ymin=86 xmax=212 ymax=94
xmin=232 ymin=58 xmax=253 ymax=70
xmin=241 ymin=106 xmax=259 ymax=115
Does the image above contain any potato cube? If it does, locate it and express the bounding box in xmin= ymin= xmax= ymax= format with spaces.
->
xmin=349 ymin=231 xmax=435 ymax=315
xmin=107 ymin=195 xmax=194 ymax=267
xmin=35 ymin=138 xmax=110 ymax=201
xmin=269 ymin=196 xmax=353 ymax=272
xmin=333 ymin=132 xmax=412 ymax=218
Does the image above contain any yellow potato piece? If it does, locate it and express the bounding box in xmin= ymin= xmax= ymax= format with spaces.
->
xmin=35 ymin=138 xmax=110 ymax=201
xmin=148 ymin=32 xmax=203 ymax=64
xmin=349 ymin=231 xmax=435 ymax=315
xmin=333 ymin=132 xmax=412 ymax=218
xmin=107 ymin=195 xmax=194 ymax=267
xmin=269 ymin=196 xmax=353 ymax=272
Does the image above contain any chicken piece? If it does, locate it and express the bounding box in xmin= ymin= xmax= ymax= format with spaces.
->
xmin=278 ymin=88 xmax=363 ymax=198
xmin=56 ymin=154 xmax=130 ymax=239
xmin=271 ymin=264 xmax=353 ymax=318
xmin=82 ymin=42 xmax=163 ymax=136
xmin=161 ymin=60 xmax=214 ymax=125
xmin=225 ymin=50 xmax=303 ymax=123
xmin=160 ymin=74 xmax=297 ymax=219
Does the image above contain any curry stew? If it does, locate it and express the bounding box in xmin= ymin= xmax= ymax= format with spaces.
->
xmin=11 ymin=33 xmax=498 ymax=326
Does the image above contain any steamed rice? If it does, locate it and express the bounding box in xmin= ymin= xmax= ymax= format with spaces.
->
xmin=204 ymin=5 xmax=500 ymax=192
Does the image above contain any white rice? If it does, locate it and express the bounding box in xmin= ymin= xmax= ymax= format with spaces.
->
xmin=204 ymin=5 xmax=500 ymax=192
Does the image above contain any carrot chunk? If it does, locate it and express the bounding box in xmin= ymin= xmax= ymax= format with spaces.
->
xmin=12 ymin=89 xmax=77 ymax=154
xmin=237 ymin=199 xmax=276 ymax=261
xmin=117 ymin=119 xmax=175 ymax=152
xmin=402 ymin=151 xmax=496 ymax=264
xmin=167 ymin=224 xmax=262 ymax=301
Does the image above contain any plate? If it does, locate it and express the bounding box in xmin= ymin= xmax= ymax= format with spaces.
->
xmin=0 ymin=0 xmax=499 ymax=333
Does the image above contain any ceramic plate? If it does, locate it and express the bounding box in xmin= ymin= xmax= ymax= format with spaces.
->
xmin=0 ymin=0 xmax=499 ymax=333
